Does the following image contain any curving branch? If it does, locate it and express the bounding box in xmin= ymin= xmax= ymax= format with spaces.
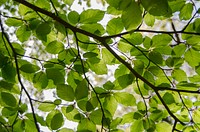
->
xmin=14 ymin=0 xmax=200 ymax=127
xmin=0 ymin=14 xmax=40 ymax=132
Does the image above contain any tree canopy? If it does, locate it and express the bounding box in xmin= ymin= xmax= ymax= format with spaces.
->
xmin=1 ymin=0 xmax=200 ymax=131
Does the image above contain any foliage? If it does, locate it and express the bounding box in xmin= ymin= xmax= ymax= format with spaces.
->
xmin=0 ymin=0 xmax=200 ymax=131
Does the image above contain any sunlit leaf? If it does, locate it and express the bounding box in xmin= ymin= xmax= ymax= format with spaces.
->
xmin=130 ymin=120 xmax=144 ymax=132
xmin=106 ymin=17 xmax=124 ymax=35
xmin=38 ymin=103 xmax=56 ymax=112
xmin=2 ymin=62 xmax=16 ymax=83
xmin=79 ymin=9 xmax=104 ymax=24
xmin=122 ymin=1 xmax=142 ymax=30
xmin=20 ymin=64 xmax=40 ymax=73
xmin=46 ymin=68 xmax=65 ymax=85
xmin=51 ymin=112 xmax=64 ymax=130
xmin=114 ymin=92 xmax=136 ymax=106
xmin=1 ymin=92 xmax=17 ymax=107
xmin=57 ymin=84 xmax=75 ymax=101
xmin=33 ymin=71 xmax=48 ymax=89
xmin=77 ymin=118 xmax=96 ymax=132
xmin=179 ymin=3 xmax=193 ymax=20
xmin=45 ymin=41 xmax=64 ymax=54
xmin=162 ymin=92 xmax=175 ymax=104
xmin=36 ymin=22 xmax=51 ymax=41
xmin=141 ymin=0 xmax=171 ymax=16
xmin=75 ymin=79 xmax=88 ymax=100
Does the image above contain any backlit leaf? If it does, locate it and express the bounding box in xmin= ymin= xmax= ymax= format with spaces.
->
xmin=114 ymin=92 xmax=136 ymax=106
xmin=33 ymin=72 xmax=48 ymax=89
xmin=79 ymin=9 xmax=104 ymax=24
xmin=122 ymin=1 xmax=142 ymax=30
xmin=51 ymin=112 xmax=64 ymax=130
xmin=45 ymin=41 xmax=64 ymax=54
xmin=75 ymin=79 xmax=88 ymax=100
xmin=141 ymin=0 xmax=171 ymax=16
xmin=20 ymin=64 xmax=40 ymax=73
xmin=2 ymin=62 xmax=16 ymax=83
xmin=57 ymin=84 xmax=75 ymax=101
xmin=130 ymin=120 xmax=144 ymax=132
xmin=38 ymin=103 xmax=56 ymax=112
xmin=1 ymin=92 xmax=17 ymax=107
xmin=179 ymin=3 xmax=193 ymax=20
xmin=77 ymin=118 xmax=96 ymax=132
xmin=106 ymin=17 xmax=124 ymax=35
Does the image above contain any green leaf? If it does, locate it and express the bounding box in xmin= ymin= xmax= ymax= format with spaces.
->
xmin=46 ymin=68 xmax=65 ymax=85
xmin=35 ymin=0 xmax=50 ymax=10
xmin=172 ymin=69 xmax=187 ymax=82
xmin=5 ymin=18 xmax=23 ymax=27
xmin=83 ymin=52 xmax=98 ymax=58
xmin=16 ymin=25 xmax=31 ymax=42
xmin=68 ymin=11 xmax=79 ymax=25
xmin=103 ymin=81 xmax=114 ymax=90
xmin=89 ymin=60 xmax=108 ymax=75
xmin=149 ymin=51 xmax=163 ymax=65
xmin=150 ymin=109 xmax=163 ymax=121
xmin=24 ymin=119 xmax=38 ymax=132
xmin=144 ymin=13 xmax=155 ymax=27
xmin=36 ymin=22 xmax=51 ymax=41
xmin=61 ymin=106 xmax=80 ymax=122
xmin=106 ymin=17 xmax=124 ymax=35
xmin=2 ymin=62 xmax=16 ymax=83
xmin=20 ymin=64 xmax=40 ymax=73
xmin=152 ymin=34 xmax=172 ymax=47
xmin=33 ymin=71 xmax=48 ymax=89
xmin=45 ymin=41 xmax=64 ymax=54
xmin=77 ymin=118 xmax=96 ymax=132
xmin=38 ymin=103 xmax=56 ymax=112
xmin=179 ymin=3 xmax=193 ymax=20
xmin=122 ymin=1 xmax=142 ymax=30
xmin=1 ymin=92 xmax=17 ymax=107
xmin=57 ymin=128 xmax=74 ymax=132
xmin=0 ymin=80 xmax=14 ymax=91
xmin=51 ymin=112 xmax=64 ymax=130
xmin=172 ymin=44 xmax=187 ymax=57
xmin=114 ymin=64 xmax=129 ymax=78
xmin=141 ymin=0 xmax=171 ymax=16
xmin=137 ymin=101 xmax=146 ymax=112
xmin=75 ymin=79 xmax=88 ymax=100
xmin=114 ymin=92 xmax=136 ymax=106
xmin=80 ymin=23 xmax=105 ymax=35
xmin=185 ymin=48 xmax=200 ymax=67
xmin=12 ymin=43 xmax=25 ymax=55
xmin=57 ymin=84 xmax=75 ymax=101
xmin=79 ymin=9 xmax=105 ymax=24
xmin=156 ymin=122 xmax=172 ymax=132
xmin=121 ymin=112 xmax=135 ymax=124
xmin=130 ymin=120 xmax=144 ymax=132
xmin=0 ymin=0 xmax=6 ymax=6
xmin=18 ymin=4 xmax=32 ymax=16
xmin=162 ymin=92 xmax=175 ymax=104
xmin=117 ymin=74 xmax=134 ymax=88
xmin=103 ymin=95 xmax=117 ymax=116
xmin=102 ymin=48 xmax=115 ymax=64
xmin=169 ymin=0 xmax=185 ymax=13
xmin=63 ymin=0 xmax=74 ymax=6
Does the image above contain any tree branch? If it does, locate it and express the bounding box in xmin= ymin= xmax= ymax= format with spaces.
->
xmin=0 ymin=14 xmax=40 ymax=132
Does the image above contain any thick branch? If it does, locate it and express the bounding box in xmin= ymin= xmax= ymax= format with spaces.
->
xmin=14 ymin=0 xmax=188 ymax=125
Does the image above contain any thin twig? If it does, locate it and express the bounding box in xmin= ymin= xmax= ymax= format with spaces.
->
xmin=0 ymin=15 xmax=40 ymax=132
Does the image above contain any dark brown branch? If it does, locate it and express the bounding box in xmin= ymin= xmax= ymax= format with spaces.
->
xmin=14 ymin=0 xmax=192 ymax=126
xmin=0 ymin=15 xmax=40 ymax=132
xmin=74 ymin=33 xmax=109 ymax=131
xmin=156 ymin=87 xmax=200 ymax=94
